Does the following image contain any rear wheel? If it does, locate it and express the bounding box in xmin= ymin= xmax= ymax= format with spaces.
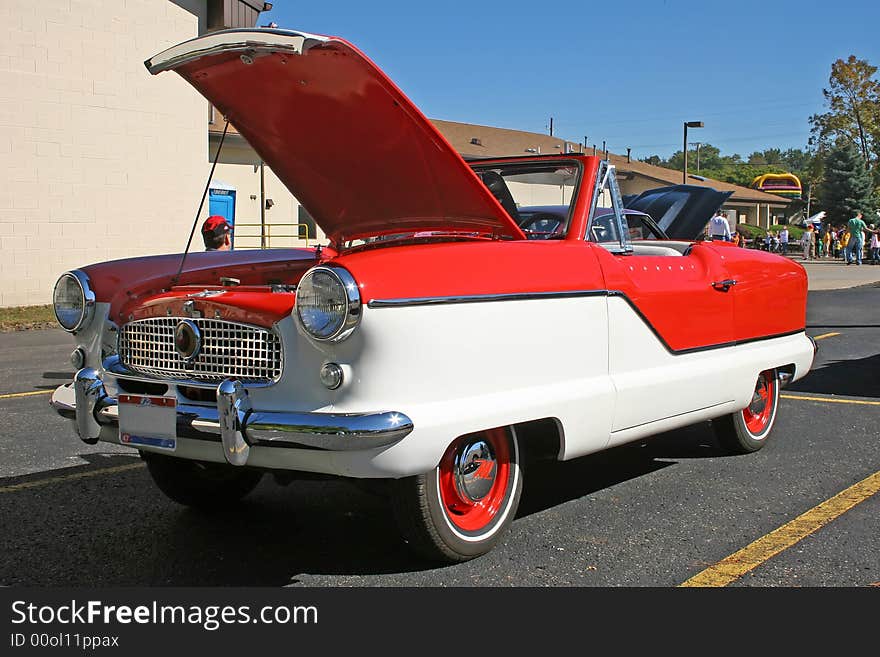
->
xmin=392 ymin=427 xmax=522 ymax=562
xmin=713 ymin=369 xmax=779 ymax=454
xmin=143 ymin=453 xmax=264 ymax=509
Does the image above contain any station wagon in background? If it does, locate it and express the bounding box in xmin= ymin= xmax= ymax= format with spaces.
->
xmin=49 ymin=28 xmax=816 ymax=562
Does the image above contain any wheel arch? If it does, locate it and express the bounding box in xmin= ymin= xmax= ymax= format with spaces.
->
xmin=510 ymin=417 xmax=565 ymax=464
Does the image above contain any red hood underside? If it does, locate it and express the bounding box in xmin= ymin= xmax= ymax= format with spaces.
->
xmin=146 ymin=29 xmax=525 ymax=243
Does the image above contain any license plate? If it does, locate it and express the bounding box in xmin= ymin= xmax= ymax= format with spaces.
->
xmin=118 ymin=394 xmax=177 ymax=450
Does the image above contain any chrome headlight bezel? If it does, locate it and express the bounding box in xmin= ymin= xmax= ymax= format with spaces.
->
xmin=294 ymin=266 xmax=361 ymax=342
xmin=52 ymin=270 xmax=95 ymax=333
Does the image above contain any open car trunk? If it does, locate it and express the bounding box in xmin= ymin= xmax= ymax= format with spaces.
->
xmin=623 ymin=185 xmax=733 ymax=240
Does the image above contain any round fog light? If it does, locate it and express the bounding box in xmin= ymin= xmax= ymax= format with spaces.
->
xmin=69 ymin=348 xmax=85 ymax=370
xmin=319 ymin=363 xmax=344 ymax=390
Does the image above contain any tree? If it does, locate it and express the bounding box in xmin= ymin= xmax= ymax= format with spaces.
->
xmin=818 ymin=142 xmax=875 ymax=224
xmin=809 ymin=56 xmax=880 ymax=167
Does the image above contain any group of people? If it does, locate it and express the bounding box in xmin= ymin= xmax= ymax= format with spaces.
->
xmin=799 ymin=212 xmax=879 ymax=265
xmin=707 ymin=209 xmax=880 ymax=265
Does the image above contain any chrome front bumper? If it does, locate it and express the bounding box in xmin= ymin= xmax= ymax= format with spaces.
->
xmin=51 ymin=368 xmax=414 ymax=466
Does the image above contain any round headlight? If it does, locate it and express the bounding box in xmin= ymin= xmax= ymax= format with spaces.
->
xmin=294 ymin=266 xmax=361 ymax=342
xmin=52 ymin=271 xmax=95 ymax=332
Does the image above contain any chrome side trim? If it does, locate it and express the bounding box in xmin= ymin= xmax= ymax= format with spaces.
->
xmin=245 ymin=409 xmax=414 ymax=451
xmin=367 ymin=290 xmax=608 ymax=308
xmin=145 ymin=28 xmax=330 ymax=75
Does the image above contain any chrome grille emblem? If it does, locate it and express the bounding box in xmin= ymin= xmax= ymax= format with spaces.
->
xmin=174 ymin=320 xmax=202 ymax=362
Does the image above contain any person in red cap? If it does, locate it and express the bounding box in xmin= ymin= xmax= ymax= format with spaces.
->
xmin=201 ymin=215 xmax=232 ymax=251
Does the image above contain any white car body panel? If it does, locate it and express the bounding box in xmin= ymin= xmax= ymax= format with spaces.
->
xmin=94 ymin=295 xmax=814 ymax=478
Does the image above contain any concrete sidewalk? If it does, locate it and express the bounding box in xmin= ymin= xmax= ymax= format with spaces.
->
xmin=793 ymin=256 xmax=880 ymax=290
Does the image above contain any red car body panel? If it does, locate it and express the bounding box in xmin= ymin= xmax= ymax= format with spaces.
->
xmin=79 ymin=249 xmax=316 ymax=325
xmin=340 ymin=237 xmax=806 ymax=353
xmin=336 ymin=240 xmax=607 ymax=302
xmin=594 ymin=243 xmax=737 ymax=351
xmin=721 ymin=244 xmax=809 ymax=341
xmin=162 ymin=34 xmax=525 ymax=243
xmin=81 ymin=148 xmax=806 ymax=353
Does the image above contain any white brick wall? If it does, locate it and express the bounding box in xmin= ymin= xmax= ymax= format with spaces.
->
xmin=0 ymin=0 xmax=210 ymax=307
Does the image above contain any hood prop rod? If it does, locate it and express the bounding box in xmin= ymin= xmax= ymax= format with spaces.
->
xmin=169 ymin=119 xmax=231 ymax=288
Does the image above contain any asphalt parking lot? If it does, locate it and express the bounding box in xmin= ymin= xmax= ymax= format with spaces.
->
xmin=1 ymin=283 xmax=877 ymax=587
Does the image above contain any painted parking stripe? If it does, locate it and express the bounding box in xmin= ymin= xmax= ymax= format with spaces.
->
xmin=0 ymin=462 xmax=145 ymax=494
xmin=781 ymin=394 xmax=880 ymax=407
xmin=680 ymin=470 xmax=880 ymax=587
xmin=0 ymin=389 xmax=53 ymax=400
xmin=811 ymin=332 xmax=840 ymax=340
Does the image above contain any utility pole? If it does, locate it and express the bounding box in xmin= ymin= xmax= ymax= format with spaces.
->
xmin=683 ymin=121 xmax=704 ymax=183
xmin=549 ymin=117 xmax=553 ymax=136
xmin=691 ymin=142 xmax=702 ymax=171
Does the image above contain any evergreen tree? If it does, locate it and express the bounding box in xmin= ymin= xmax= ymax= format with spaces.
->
xmin=818 ymin=142 xmax=876 ymax=224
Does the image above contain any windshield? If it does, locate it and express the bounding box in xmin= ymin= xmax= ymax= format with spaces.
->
xmin=341 ymin=159 xmax=582 ymax=249
xmin=472 ymin=160 xmax=582 ymax=240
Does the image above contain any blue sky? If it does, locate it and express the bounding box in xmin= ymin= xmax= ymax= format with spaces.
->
xmin=261 ymin=0 xmax=880 ymax=161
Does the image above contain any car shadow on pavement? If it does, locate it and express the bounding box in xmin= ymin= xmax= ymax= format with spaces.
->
xmin=0 ymin=425 xmax=730 ymax=585
xmin=787 ymin=353 xmax=880 ymax=399
xmin=0 ymin=454 xmax=428 ymax=586
xmin=517 ymin=422 xmax=725 ymax=519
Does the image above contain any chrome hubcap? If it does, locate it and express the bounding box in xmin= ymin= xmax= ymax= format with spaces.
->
xmin=453 ymin=440 xmax=497 ymax=502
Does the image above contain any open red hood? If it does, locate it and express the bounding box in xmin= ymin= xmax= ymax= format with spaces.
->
xmin=146 ymin=28 xmax=525 ymax=243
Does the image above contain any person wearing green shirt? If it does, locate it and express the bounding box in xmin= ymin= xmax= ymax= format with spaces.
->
xmin=846 ymin=212 xmax=869 ymax=265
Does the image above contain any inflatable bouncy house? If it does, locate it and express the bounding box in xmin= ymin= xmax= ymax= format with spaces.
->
xmin=751 ymin=173 xmax=802 ymax=200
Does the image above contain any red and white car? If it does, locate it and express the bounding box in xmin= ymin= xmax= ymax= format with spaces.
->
xmin=50 ymin=28 xmax=816 ymax=562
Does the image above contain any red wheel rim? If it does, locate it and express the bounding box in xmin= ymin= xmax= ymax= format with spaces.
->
xmin=437 ymin=428 xmax=512 ymax=533
xmin=742 ymin=371 xmax=776 ymax=435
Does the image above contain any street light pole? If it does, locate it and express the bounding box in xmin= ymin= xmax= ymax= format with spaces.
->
xmin=683 ymin=121 xmax=704 ymax=183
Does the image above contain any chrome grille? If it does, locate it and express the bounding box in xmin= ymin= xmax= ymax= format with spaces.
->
xmin=118 ymin=317 xmax=282 ymax=384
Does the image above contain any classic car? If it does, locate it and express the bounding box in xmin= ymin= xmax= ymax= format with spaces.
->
xmin=49 ymin=27 xmax=816 ymax=563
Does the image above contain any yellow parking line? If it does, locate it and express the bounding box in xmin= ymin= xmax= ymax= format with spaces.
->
xmin=0 ymin=462 xmax=145 ymax=494
xmin=781 ymin=394 xmax=880 ymax=407
xmin=0 ymin=389 xmax=53 ymax=400
xmin=680 ymin=470 xmax=880 ymax=587
xmin=811 ymin=332 xmax=840 ymax=341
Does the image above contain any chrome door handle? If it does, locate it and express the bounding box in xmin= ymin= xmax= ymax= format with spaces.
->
xmin=712 ymin=279 xmax=737 ymax=292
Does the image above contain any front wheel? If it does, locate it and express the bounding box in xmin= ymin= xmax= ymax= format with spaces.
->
xmin=143 ymin=453 xmax=264 ymax=509
xmin=392 ymin=427 xmax=523 ymax=562
xmin=713 ymin=369 xmax=780 ymax=454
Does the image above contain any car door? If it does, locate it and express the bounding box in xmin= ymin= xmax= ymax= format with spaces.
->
xmin=588 ymin=165 xmax=737 ymax=437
